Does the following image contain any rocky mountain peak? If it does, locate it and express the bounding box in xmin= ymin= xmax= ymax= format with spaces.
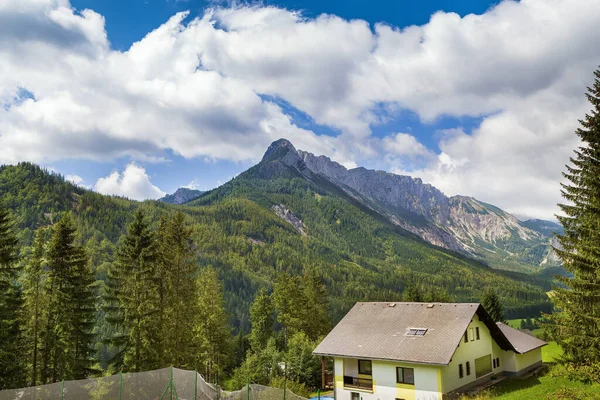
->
xmin=261 ymin=138 xmax=300 ymax=164
xmin=160 ymin=187 xmax=204 ymax=205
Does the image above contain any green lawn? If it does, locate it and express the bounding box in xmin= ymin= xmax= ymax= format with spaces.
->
xmin=542 ymin=341 xmax=562 ymax=362
xmin=463 ymin=365 xmax=600 ymax=399
xmin=491 ymin=371 xmax=600 ymax=399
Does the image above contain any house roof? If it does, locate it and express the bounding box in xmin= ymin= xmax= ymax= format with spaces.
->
xmin=313 ymin=302 xmax=545 ymax=365
xmin=496 ymin=322 xmax=547 ymax=353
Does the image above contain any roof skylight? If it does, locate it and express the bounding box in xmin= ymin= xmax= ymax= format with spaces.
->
xmin=407 ymin=328 xmax=428 ymax=336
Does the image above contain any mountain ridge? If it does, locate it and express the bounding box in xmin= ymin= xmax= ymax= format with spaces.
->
xmin=262 ymin=139 xmax=561 ymax=272
xmin=160 ymin=187 xmax=204 ymax=205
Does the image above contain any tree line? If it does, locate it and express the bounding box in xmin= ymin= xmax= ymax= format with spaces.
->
xmin=0 ymin=208 xmax=231 ymax=389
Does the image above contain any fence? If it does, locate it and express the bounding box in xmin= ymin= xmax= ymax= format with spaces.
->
xmin=0 ymin=367 xmax=309 ymax=400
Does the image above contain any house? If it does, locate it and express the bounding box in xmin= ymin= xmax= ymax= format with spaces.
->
xmin=313 ymin=302 xmax=546 ymax=400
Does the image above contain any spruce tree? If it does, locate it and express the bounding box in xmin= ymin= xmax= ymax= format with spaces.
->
xmin=273 ymin=273 xmax=304 ymax=343
xmin=105 ymin=209 xmax=160 ymax=372
xmin=481 ymin=288 xmax=506 ymax=323
xmin=43 ymin=214 xmax=95 ymax=381
xmin=161 ymin=212 xmax=198 ymax=368
xmin=0 ymin=204 xmax=25 ymax=389
xmin=549 ymin=67 xmax=600 ymax=369
xmin=403 ymin=284 xmax=424 ymax=302
xmin=194 ymin=266 xmax=230 ymax=381
xmin=249 ymin=288 xmax=274 ymax=352
xmin=301 ymin=269 xmax=331 ymax=340
xmin=21 ymin=227 xmax=49 ymax=386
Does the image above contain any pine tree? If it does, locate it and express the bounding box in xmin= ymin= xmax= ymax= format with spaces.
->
xmin=481 ymin=288 xmax=505 ymax=323
xmin=194 ymin=266 xmax=230 ymax=381
xmin=403 ymin=284 xmax=424 ymax=302
xmin=549 ymin=67 xmax=600 ymax=369
xmin=104 ymin=209 xmax=160 ymax=372
xmin=301 ymin=269 xmax=331 ymax=340
xmin=42 ymin=214 xmax=95 ymax=381
xmin=273 ymin=273 xmax=304 ymax=343
xmin=21 ymin=227 xmax=49 ymax=386
xmin=0 ymin=203 xmax=25 ymax=389
xmin=249 ymin=288 xmax=274 ymax=352
xmin=68 ymin=231 xmax=96 ymax=379
xmin=161 ymin=212 xmax=198 ymax=368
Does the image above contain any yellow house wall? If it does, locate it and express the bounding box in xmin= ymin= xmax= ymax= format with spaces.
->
xmin=441 ymin=314 xmax=495 ymax=393
xmin=491 ymin=336 xmax=515 ymax=373
xmin=515 ymin=348 xmax=542 ymax=373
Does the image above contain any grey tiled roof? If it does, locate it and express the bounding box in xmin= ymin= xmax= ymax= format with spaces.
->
xmin=496 ymin=322 xmax=547 ymax=354
xmin=313 ymin=302 xmax=481 ymax=365
xmin=313 ymin=302 xmax=548 ymax=365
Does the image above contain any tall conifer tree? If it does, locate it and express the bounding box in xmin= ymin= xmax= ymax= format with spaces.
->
xmin=481 ymin=288 xmax=506 ymax=323
xmin=21 ymin=227 xmax=49 ymax=386
xmin=105 ymin=209 xmax=160 ymax=372
xmin=43 ymin=214 xmax=95 ymax=381
xmin=194 ymin=266 xmax=230 ymax=381
xmin=549 ymin=67 xmax=600 ymax=368
xmin=161 ymin=212 xmax=198 ymax=368
xmin=249 ymin=288 xmax=274 ymax=352
xmin=0 ymin=204 xmax=25 ymax=389
xmin=301 ymin=269 xmax=331 ymax=340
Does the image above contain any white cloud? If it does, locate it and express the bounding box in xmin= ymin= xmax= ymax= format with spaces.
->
xmin=183 ymin=179 xmax=202 ymax=190
xmin=94 ymin=163 xmax=166 ymax=200
xmin=1 ymin=0 xmax=599 ymax=218
xmin=65 ymin=174 xmax=84 ymax=185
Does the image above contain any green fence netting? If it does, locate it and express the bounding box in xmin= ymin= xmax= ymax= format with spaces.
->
xmin=0 ymin=368 xmax=309 ymax=400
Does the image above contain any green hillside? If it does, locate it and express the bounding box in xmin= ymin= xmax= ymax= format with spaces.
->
xmin=0 ymin=162 xmax=552 ymax=331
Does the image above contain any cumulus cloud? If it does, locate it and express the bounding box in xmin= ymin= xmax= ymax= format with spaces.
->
xmin=94 ymin=163 xmax=166 ymax=200
xmin=65 ymin=174 xmax=84 ymax=185
xmin=1 ymin=0 xmax=599 ymax=216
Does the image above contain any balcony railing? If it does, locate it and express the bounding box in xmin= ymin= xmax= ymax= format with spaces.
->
xmin=343 ymin=376 xmax=373 ymax=391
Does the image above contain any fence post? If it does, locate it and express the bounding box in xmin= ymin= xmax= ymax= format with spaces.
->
xmin=318 ymin=388 xmax=321 ymax=400
xmin=215 ymin=372 xmax=219 ymax=400
xmin=194 ymin=370 xmax=198 ymax=400
xmin=170 ymin=366 xmax=174 ymax=400
xmin=246 ymin=377 xmax=250 ymax=400
xmin=283 ymin=377 xmax=286 ymax=400
xmin=119 ymin=371 xmax=123 ymax=400
xmin=61 ymin=379 xmax=64 ymax=400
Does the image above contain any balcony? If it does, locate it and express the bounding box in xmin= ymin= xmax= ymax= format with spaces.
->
xmin=343 ymin=376 xmax=373 ymax=391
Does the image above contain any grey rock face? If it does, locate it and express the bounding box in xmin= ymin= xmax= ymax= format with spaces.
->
xmin=261 ymin=139 xmax=561 ymax=270
xmin=272 ymin=204 xmax=307 ymax=236
xmin=160 ymin=188 xmax=204 ymax=205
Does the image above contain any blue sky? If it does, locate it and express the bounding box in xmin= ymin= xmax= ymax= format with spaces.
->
xmin=55 ymin=0 xmax=497 ymax=194
xmin=1 ymin=0 xmax=597 ymax=219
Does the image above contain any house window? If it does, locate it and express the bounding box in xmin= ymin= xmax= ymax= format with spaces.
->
xmin=464 ymin=332 xmax=468 ymax=343
xmin=407 ymin=328 xmax=428 ymax=336
xmin=351 ymin=393 xmax=360 ymax=400
xmin=459 ymin=364 xmax=464 ymax=379
xmin=358 ymin=360 xmax=372 ymax=375
xmin=396 ymin=367 xmax=415 ymax=385
xmin=496 ymin=357 xmax=500 ymax=368
xmin=476 ymin=327 xmax=480 ymax=340
xmin=493 ymin=359 xmax=496 ymax=368
xmin=466 ymin=361 xmax=471 ymax=376
xmin=469 ymin=328 xmax=475 ymax=341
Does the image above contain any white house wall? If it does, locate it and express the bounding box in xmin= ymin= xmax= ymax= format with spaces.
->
xmin=334 ymin=357 xmax=441 ymax=400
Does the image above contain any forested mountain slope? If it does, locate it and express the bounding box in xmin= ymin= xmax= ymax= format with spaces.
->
xmin=272 ymin=139 xmax=562 ymax=272
xmin=0 ymin=159 xmax=552 ymax=332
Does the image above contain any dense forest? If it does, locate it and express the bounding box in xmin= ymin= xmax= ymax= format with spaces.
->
xmin=0 ymin=159 xmax=554 ymax=391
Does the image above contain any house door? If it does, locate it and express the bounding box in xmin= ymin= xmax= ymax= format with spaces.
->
xmin=475 ymin=354 xmax=492 ymax=378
